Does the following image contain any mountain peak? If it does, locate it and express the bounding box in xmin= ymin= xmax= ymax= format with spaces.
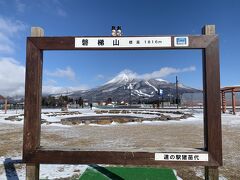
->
xmin=105 ymin=70 xmax=171 ymax=85
xmin=106 ymin=70 xmax=136 ymax=84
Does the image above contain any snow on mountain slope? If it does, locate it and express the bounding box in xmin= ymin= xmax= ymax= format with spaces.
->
xmin=51 ymin=70 xmax=200 ymax=103
xmin=178 ymin=83 xmax=192 ymax=89
xmin=102 ymin=87 xmax=118 ymax=93
xmin=134 ymin=89 xmax=153 ymax=97
xmin=106 ymin=70 xmax=135 ymax=84
xmin=145 ymin=81 xmax=158 ymax=91
xmin=156 ymin=78 xmax=168 ymax=83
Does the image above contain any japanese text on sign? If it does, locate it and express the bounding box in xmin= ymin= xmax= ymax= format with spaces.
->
xmin=75 ymin=37 xmax=172 ymax=48
xmin=155 ymin=153 xmax=208 ymax=161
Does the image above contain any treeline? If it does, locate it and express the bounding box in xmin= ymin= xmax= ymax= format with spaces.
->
xmin=42 ymin=95 xmax=84 ymax=107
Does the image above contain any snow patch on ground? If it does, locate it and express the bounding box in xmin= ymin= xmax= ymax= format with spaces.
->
xmin=194 ymin=167 xmax=227 ymax=180
xmin=219 ymin=176 xmax=228 ymax=180
xmin=0 ymin=156 xmax=87 ymax=180
xmin=173 ymin=169 xmax=183 ymax=180
xmin=194 ymin=167 xmax=204 ymax=178
xmin=1 ymin=108 xmax=239 ymax=179
xmin=2 ymin=108 xmax=240 ymax=128
xmin=40 ymin=164 xmax=87 ymax=179
xmin=42 ymin=123 xmax=73 ymax=128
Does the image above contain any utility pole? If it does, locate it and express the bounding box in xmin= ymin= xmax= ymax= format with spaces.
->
xmin=157 ymin=88 xmax=160 ymax=108
xmin=168 ymin=87 xmax=172 ymax=107
xmin=161 ymin=92 xmax=164 ymax=108
xmin=176 ymin=76 xmax=179 ymax=109
xmin=130 ymin=89 xmax=132 ymax=106
xmin=16 ymin=95 xmax=18 ymax=114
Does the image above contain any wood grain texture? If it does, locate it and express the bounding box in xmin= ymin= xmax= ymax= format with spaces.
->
xmin=205 ymin=166 xmax=219 ymax=180
xmin=202 ymin=25 xmax=222 ymax=166
xmin=24 ymin=27 xmax=43 ymax=180
xmin=22 ymin=26 xmax=222 ymax=171
xmin=28 ymin=35 xmax=215 ymax=50
xmin=202 ymin=25 xmax=221 ymax=180
xmin=23 ymin=39 xmax=43 ymax=160
xmin=23 ymin=149 xmax=219 ymax=166
xmin=26 ymin=163 xmax=39 ymax=180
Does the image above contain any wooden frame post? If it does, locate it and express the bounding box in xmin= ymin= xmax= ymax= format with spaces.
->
xmin=23 ymin=25 xmax=222 ymax=179
xmin=24 ymin=27 xmax=44 ymax=180
xmin=202 ymin=25 xmax=221 ymax=180
xmin=204 ymin=166 xmax=219 ymax=180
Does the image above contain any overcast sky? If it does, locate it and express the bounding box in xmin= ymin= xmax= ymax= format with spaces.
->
xmin=0 ymin=0 xmax=239 ymax=96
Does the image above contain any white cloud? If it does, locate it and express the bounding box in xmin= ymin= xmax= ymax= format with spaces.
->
xmin=0 ymin=16 xmax=26 ymax=35
xmin=15 ymin=0 xmax=26 ymax=13
xmin=0 ymin=57 xmax=25 ymax=96
xmin=42 ymin=85 xmax=88 ymax=95
xmin=0 ymin=44 xmax=14 ymax=54
xmin=45 ymin=67 xmax=76 ymax=80
xmin=116 ymin=66 xmax=196 ymax=80
xmin=138 ymin=66 xmax=196 ymax=79
xmin=0 ymin=17 xmax=27 ymax=95
xmin=56 ymin=7 xmax=67 ymax=17
xmin=42 ymin=77 xmax=88 ymax=95
xmin=45 ymin=79 xmax=58 ymax=86
xmin=96 ymin=74 xmax=105 ymax=79
xmin=53 ymin=0 xmax=67 ymax=17
xmin=0 ymin=16 xmax=27 ymax=54
xmin=0 ymin=58 xmax=88 ymax=96
xmin=38 ymin=0 xmax=67 ymax=17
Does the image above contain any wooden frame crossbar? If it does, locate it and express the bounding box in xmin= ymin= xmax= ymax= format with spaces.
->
xmin=23 ymin=25 xmax=222 ymax=179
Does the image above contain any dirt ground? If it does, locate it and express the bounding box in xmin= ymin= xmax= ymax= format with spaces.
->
xmin=0 ymin=116 xmax=240 ymax=179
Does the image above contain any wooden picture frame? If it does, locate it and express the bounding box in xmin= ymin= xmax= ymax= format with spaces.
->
xmin=23 ymin=25 xmax=222 ymax=179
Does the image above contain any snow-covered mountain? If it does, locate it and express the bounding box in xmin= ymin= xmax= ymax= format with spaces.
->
xmin=106 ymin=71 xmax=135 ymax=84
xmin=67 ymin=71 xmax=200 ymax=103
